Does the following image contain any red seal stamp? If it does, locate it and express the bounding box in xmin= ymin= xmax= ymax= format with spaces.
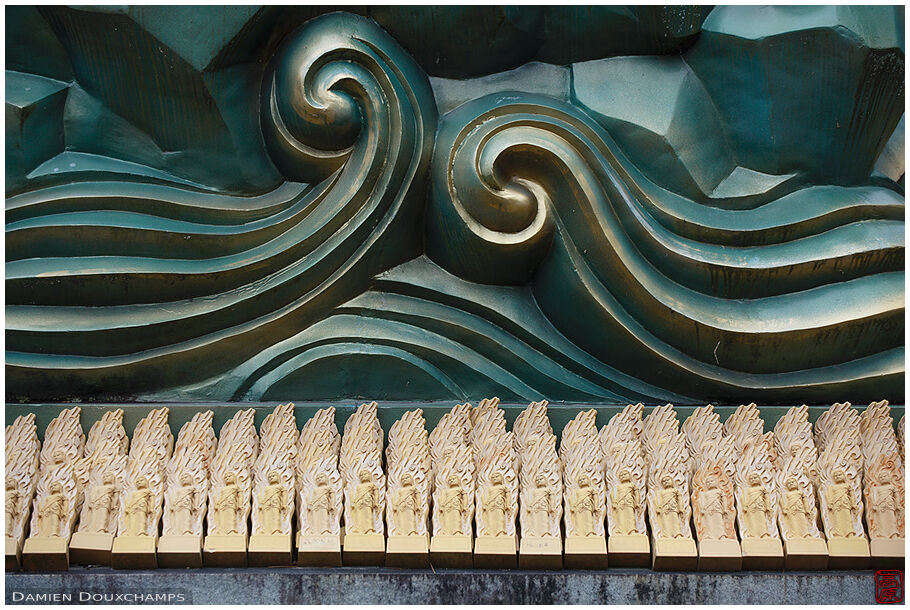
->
xmin=876 ymin=570 xmax=904 ymax=604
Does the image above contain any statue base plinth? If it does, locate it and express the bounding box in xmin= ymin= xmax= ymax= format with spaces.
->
xmin=22 ymin=537 xmax=69 ymax=571
xmin=697 ymin=538 xmax=742 ymax=571
xmin=157 ymin=534 xmax=202 ymax=568
xmin=783 ymin=537 xmax=828 ymax=570
xmin=248 ymin=534 xmax=292 ymax=567
xmin=429 ymin=534 xmax=472 ymax=568
xmin=741 ymin=537 xmax=784 ymax=570
xmin=827 ymin=537 xmax=870 ymax=570
xmin=343 ymin=533 xmax=385 ymax=566
xmin=608 ymin=533 xmax=650 ymax=567
xmin=297 ymin=533 xmax=341 ymax=566
xmin=69 ymin=532 xmax=114 ymax=566
xmin=203 ymin=534 xmax=248 ymax=567
xmin=870 ymin=537 xmax=903 ymax=569
xmin=651 ymin=536 xmax=697 ymax=571
xmin=6 ymin=536 xmax=21 ymax=571
xmin=386 ymin=535 xmax=430 ymax=568
xmin=111 ymin=535 xmax=157 ymax=569
xmin=518 ymin=536 xmax=562 ymax=570
xmin=564 ymin=536 xmax=607 ymax=569
xmin=474 ymin=535 xmax=517 ymax=569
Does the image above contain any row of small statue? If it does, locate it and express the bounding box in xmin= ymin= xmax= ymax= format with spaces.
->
xmin=5 ymin=399 xmax=904 ymax=571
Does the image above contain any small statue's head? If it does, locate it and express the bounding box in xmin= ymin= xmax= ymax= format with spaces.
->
xmin=491 ymin=472 xmax=504 ymax=485
xmin=785 ymin=477 xmax=798 ymax=490
xmin=50 ymin=482 xmax=63 ymax=494
xmin=447 ymin=473 xmax=460 ymax=487
xmin=578 ymin=474 xmax=590 ymax=487
xmin=619 ymin=469 xmax=631 ymax=483
xmin=661 ymin=474 xmax=674 ymax=488
xmin=358 ymin=469 xmax=371 ymax=483
xmin=6 ymin=480 xmax=16 ymax=491
xmin=180 ymin=472 xmax=193 ymax=486
xmin=749 ymin=472 xmax=761 ymax=485
xmin=136 ymin=477 xmax=148 ymax=489
xmin=268 ymin=471 xmax=280 ymax=485
xmin=878 ymin=470 xmax=891 ymax=485
xmin=102 ymin=472 xmax=115 ymax=485
xmin=833 ymin=469 xmax=846 ymax=483
xmin=52 ymin=449 xmax=65 ymax=464
xmin=707 ymin=475 xmax=719 ymax=489
xmin=401 ymin=473 xmax=414 ymax=487
xmin=315 ymin=472 xmax=328 ymax=485
xmin=224 ymin=472 xmax=236 ymax=485
xmin=535 ymin=473 xmax=548 ymax=487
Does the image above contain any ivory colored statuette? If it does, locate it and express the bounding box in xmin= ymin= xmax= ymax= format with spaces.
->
xmin=610 ymin=472 xmax=642 ymax=536
xmin=257 ymin=473 xmax=287 ymax=535
xmin=204 ymin=409 xmax=257 ymax=567
xmin=169 ymin=475 xmax=200 ymax=535
xmin=568 ymin=475 xmax=602 ymax=537
xmin=561 ymin=409 xmax=607 ymax=569
xmin=111 ymin=408 xmax=171 ymax=570
xmin=385 ymin=409 xmax=430 ymax=567
xmin=22 ymin=408 xmax=84 ymax=572
xmin=866 ymin=460 xmax=903 ymax=540
xmin=306 ymin=473 xmax=337 ymax=535
xmin=213 ymin=473 xmax=242 ymax=535
xmin=692 ymin=465 xmax=741 ymax=571
xmin=390 ymin=476 xmax=420 ymax=535
xmin=514 ymin=401 xmax=561 ymax=570
xmin=69 ymin=410 xmax=129 ymax=566
xmin=826 ymin=471 xmax=858 ymax=538
xmin=645 ymin=406 xmax=697 ymax=571
xmin=864 ymin=452 xmax=904 ymax=568
xmin=429 ymin=404 xmax=474 ymax=567
xmin=781 ymin=477 xmax=815 ymax=539
xmin=437 ymin=473 xmax=470 ymax=536
xmin=694 ymin=472 xmax=735 ymax=541
xmin=729 ymin=410 xmax=784 ymax=570
xmin=6 ymin=414 xmax=41 ymax=570
xmin=601 ymin=404 xmax=649 ymax=566
xmin=296 ymin=407 xmax=342 ymax=566
xmin=70 ymin=455 xmax=128 ymax=566
xmin=351 ymin=471 xmax=381 ymax=533
xmin=859 ymin=402 xmax=904 ymax=567
xmin=341 ymin=402 xmax=386 ymax=566
xmin=84 ymin=474 xmax=118 ymax=534
xmin=158 ymin=411 xmax=214 ymax=568
xmin=655 ymin=475 xmax=686 ymax=539
xmin=248 ymin=403 xmax=296 ymax=567
xmin=774 ymin=456 xmax=827 ymax=569
xmin=684 ymin=407 xmax=741 ymax=571
xmin=481 ymin=473 xmax=512 ymax=536
xmin=473 ymin=399 xmax=518 ymax=569
xmin=816 ymin=411 xmax=870 ymax=569
xmin=124 ymin=479 xmax=153 ymax=537
xmin=742 ymin=473 xmax=774 ymax=537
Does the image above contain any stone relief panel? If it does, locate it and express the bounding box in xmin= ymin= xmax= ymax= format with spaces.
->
xmin=5 ymin=7 xmax=904 ymax=404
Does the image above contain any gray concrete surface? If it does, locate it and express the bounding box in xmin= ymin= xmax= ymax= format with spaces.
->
xmin=6 ymin=568 xmax=881 ymax=604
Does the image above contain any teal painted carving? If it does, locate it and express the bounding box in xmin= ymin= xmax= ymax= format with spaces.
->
xmin=686 ymin=6 xmax=904 ymax=185
xmin=7 ymin=12 xmax=437 ymax=399
xmin=372 ymin=6 xmax=710 ymax=78
xmin=425 ymin=92 xmax=902 ymax=403
xmin=5 ymin=8 xmax=905 ymax=404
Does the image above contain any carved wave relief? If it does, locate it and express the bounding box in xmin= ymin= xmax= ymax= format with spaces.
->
xmin=5 ymin=11 xmax=905 ymax=403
